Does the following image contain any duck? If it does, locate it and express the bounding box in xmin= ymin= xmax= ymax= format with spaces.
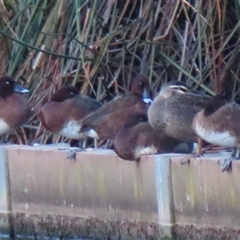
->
xmin=113 ymin=113 xmax=193 ymax=161
xmin=148 ymin=81 xmax=211 ymax=155
xmin=0 ymin=76 xmax=31 ymax=135
xmin=193 ymin=94 xmax=240 ymax=172
xmin=80 ymin=74 xmax=152 ymax=142
xmin=39 ymin=85 xmax=102 ymax=142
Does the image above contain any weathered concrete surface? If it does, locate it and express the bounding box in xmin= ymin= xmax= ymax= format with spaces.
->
xmin=171 ymin=153 xmax=240 ymax=226
xmin=0 ymin=145 xmax=240 ymax=239
xmin=171 ymin=152 xmax=240 ymax=240
xmin=7 ymin=147 xmax=157 ymax=219
xmin=0 ymin=148 xmax=12 ymax=236
xmin=5 ymin=146 xmax=175 ymax=239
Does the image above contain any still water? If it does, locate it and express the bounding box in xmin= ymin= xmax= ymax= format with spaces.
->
xmin=0 ymin=235 xmax=90 ymax=240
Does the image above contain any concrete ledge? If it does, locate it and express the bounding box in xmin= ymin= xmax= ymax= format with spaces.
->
xmin=0 ymin=148 xmax=12 ymax=237
xmin=171 ymin=153 xmax=240 ymax=240
xmin=6 ymin=146 xmax=167 ymax=240
xmin=0 ymin=145 xmax=239 ymax=239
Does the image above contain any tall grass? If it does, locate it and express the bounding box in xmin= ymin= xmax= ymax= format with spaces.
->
xmin=0 ymin=0 xmax=240 ymax=144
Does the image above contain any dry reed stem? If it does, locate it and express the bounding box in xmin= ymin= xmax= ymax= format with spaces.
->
xmin=0 ymin=0 xmax=239 ymax=144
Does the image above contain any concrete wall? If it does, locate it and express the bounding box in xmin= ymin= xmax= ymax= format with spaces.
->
xmin=0 ymin=145 xmax=239 ymax=239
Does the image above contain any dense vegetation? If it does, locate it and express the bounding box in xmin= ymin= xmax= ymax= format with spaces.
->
xmin=0 ymin=0 xmax=239 ymax=144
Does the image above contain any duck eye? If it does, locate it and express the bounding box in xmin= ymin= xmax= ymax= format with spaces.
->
xmin=5 ymin=81 xmax=9 ymax=85
xmin=139 ymin=82 xmax=143 ymax=86
xmin=70 ymin=91 xmax=74 ymax=95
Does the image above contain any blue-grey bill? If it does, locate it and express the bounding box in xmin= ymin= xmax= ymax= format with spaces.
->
xmin=143 ymin=98 xmax=152 ymax=104
xmin=142 ymin=89 xmax=152 ymax=103
xmin=14 ymin=84 xmax=29 ymax=93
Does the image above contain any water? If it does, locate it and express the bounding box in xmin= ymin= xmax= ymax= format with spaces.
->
xmin=0 ymin=234 xmax=89 ymax=240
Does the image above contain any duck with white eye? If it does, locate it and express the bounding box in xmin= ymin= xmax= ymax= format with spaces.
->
xmin=5 ymin=80 xmax=29 ymax=93
xmin=0 ymin=76 xmax=31 ymax=135
xmin=39 ymin=85 xmax=102 ymax=156
xmin=80 ymin=74 xmax=152 ymax=142
xmin=193 ymin=94 xmax=240 ymax=172
xmin=0 ymin=80 xmax=29 ymax=134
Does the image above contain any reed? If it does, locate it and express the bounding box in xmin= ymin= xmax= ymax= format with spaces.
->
xmin=0 ymin=0 xmax=239 ymax=144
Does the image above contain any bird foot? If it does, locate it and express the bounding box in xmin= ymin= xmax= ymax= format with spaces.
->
xmin=221 ymin=157 xmax=240 ymax=172
xmin=67 ymin=148 xmax=86 ymax=160
xmin=67 ymin=148 xmax=85 ymax=160
xmin=58 ymin=147 xmax=69 ymax=151
xmin=180 ymin=153 xmax=202 ymax=165
xmin=57 ymin=147 xmax=85 ymax=160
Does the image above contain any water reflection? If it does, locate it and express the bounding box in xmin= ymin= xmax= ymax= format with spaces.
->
xmin=0 ymin=235 xmax=88 ymax=240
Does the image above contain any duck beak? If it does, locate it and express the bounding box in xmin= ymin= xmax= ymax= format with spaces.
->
xmin=14 ymin=84 xmax=29 ymax=93
xmin=142 ymin=88 xmax=152 ymax=104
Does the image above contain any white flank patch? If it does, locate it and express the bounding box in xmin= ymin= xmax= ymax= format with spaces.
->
xmin=85 ymin=129 xmax=99 ymax=139
xmin=0 ymin=118 xmax=12 ymax=135
xmin=135 ymin=145 xmax=157 ymax=159
xmin=195 ymin=125 xmax=236 ymax=147
xmin=59 ymin=120 xmax=84 ymax=139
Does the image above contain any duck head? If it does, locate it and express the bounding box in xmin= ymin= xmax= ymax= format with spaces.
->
xmin=203 ymin=94 xmax=227 ymax=116
xmin=159 ymin=81 xmax=189 ymax=99
xmin=0 ymin=76 xmax=29 ymax=98
xmin=51 ymin=86 xmax=79 ymax=102
xmin=130 ymin=74 xmax=152 ymax=103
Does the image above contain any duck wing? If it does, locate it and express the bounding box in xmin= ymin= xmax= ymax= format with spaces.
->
xmin=81 ymin=93 xmax=139 ymax=127
xmin=163 ymin=93 xmax=210 ymax=142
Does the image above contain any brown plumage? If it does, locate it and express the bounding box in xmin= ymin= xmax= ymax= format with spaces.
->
xmin=148 ymin=81 xmax=210 ymax=142
xmin=193 ymin=95 xmax=240 ymax=171
xmin=0 ymin=76 xmax=31 ymax=135
xmin=113 ymin=113 xmax=193 ymax=161
xmin=39 ymin=86 xmax=102 ymax=139
xmin=80 ymin=74 xmax=151 ymax=140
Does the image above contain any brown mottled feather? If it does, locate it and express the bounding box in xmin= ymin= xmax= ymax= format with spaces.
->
xmin=148 ymin=92 xmax=210 ymax=142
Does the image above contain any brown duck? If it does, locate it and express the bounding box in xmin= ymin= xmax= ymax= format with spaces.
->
xmin=80 ymin=74 xmax=151 ymax=141
xmin=0 ymin=76 xmax=31 ymax=135
xmin=193 ymin=94 xmax=240 ymax=172
xmin=39 ymin=86 xmax=102 ymax=140
xmin=113 ymin=113 xmax=193 ymax=161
